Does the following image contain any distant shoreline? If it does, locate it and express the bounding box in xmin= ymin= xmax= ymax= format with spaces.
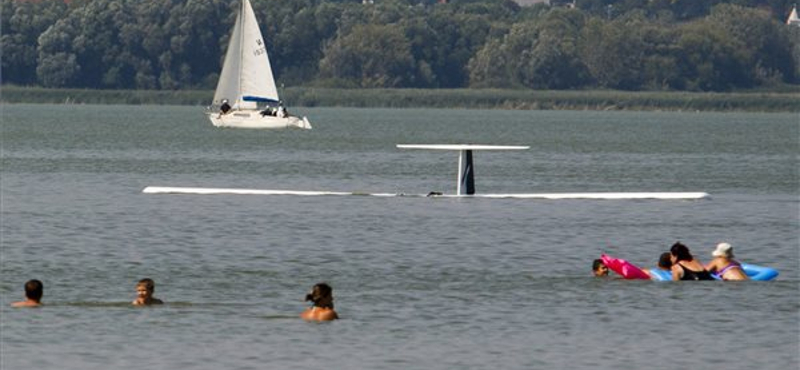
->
xmin=3 ymin=85 xmax=799 ymax=112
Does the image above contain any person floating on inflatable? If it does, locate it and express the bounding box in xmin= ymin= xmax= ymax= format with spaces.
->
xmin=598 ymin=243 xmax=779 ymax=282
xmin=643 ymin=252 xmax=673 ymax=281
xmin=669 ymin=242 xmax=714 ymax=281
xmin=592 ymin=259 xmax=610 ymax=277
xmin=705 ymin=243 xmax=748 ymax=281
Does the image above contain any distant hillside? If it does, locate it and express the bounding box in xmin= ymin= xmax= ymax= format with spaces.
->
xmin=3 ymin=0 xmax=798 ymax=92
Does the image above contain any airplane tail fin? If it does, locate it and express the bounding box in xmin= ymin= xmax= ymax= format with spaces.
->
xmin=459 ymin=150 xmax=475 ymax=195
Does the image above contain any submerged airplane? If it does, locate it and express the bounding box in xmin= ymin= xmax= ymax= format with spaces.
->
xmin=143 ymin=144 xmax=709 ymax=200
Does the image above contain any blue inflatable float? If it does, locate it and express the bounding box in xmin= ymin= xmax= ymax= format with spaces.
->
xmin=648 ymin=263 xmax=778 ymax=281
xmin=647 ymin=268 xmax=672 ymax=281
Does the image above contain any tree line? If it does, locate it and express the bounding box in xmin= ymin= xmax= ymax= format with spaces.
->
xmin=2 ymin=0 xmax=798 ymax=92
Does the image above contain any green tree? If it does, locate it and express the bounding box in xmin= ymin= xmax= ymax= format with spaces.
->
xmin=2 ymin=0 xmax=68 ymax=85
xmin=160 ymin=0 xmax=229 ymax=89
xmin=518 ymin=10 xmax=590 ymax=89
xmin=318 ymin=24 xmax=415 ymax=88
xmin=470 ymin=9 xmax=591 ymax=89
xmin=4 ymin=0 xmax=798 ymax=91
xmin=675 ymin=19 xmax=746 ymax=91
xmin=36 ymin=16 xmax=80 ymax=88
xmin=418 ymin=7 xmax=507 ymax=87
xmin=37 ymin=52 xmax=80 ymax=87
xmin=467 ymin=37 xmax=513 ymax=87
xmin=257 ymin=0 xmax=331 ymax=86
xmin=638 ymin=23 xmax=683 ymax=90
xmin=708 ymin=4 xmax=795 ymax=86
xmin=580 ymin=12 xmax=658 ymax=90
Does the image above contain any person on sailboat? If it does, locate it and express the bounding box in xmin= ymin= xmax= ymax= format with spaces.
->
xmin=260 ymin=107 xmax=276 ymax=117
xmin=276 ymin=101 xmax=287 ymax=118
xmin=218 ymin=99 xmax=232 ymax=118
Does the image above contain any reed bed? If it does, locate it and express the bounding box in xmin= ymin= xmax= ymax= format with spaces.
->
xmin=3 ymin=86 xmax=798 ymax=112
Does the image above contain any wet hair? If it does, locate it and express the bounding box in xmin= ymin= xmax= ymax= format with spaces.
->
xmin=24 ymin=279 xmax=43 ymax=301
xmin=658 ymin=252 xmax=673 ymax=269
xmin=592 ymin=259 xmax=605 ymax=271
xmin=137 ymin=278 xmax=156 ymax=292
xmin=305 ymin=282 xmax=334 ymax=309
xmin=670 ymin=242 xmax=693 ymax=262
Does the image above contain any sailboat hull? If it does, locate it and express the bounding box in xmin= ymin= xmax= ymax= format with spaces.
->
xmin=208 ymin=110 xmax=311 ymax=129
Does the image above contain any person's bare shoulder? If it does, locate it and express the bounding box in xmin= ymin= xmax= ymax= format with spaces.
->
xmin=318 ymin=309 xmax=338 ymax=321
xmin=301 ymin=308 xmax=338 ymax=321
xmin=11 ymin=301 xmax=41 ymax=308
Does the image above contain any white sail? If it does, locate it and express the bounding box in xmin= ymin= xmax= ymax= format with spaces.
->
xmin=213 ymin=0 xmax=279 ymax=110
xmin=788 ymin=5 xmax=800 ymax=26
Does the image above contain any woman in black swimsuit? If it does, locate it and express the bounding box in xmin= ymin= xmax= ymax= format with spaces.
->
xmin=669 ymin=242 xmax=714 ymax=281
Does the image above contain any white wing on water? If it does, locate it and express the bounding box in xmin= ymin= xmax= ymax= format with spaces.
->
xmin=144 ymin=143 xmax=705 ymax=197
xmin=212 ymin=0 xmax=279 ymax=109
xmin=142 ymin=187 xmax=708 ymax=200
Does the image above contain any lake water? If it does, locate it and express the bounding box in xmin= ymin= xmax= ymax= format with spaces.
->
xmin=1 ymin=104 xmax=798 ymax=370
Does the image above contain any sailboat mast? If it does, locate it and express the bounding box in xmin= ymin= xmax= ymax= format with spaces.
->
xmin=237 ymin=0 xmax=247 ymax=107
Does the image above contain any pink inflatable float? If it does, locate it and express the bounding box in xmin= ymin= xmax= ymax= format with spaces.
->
xmin=601 ymin=254 xmax=651 ymax=279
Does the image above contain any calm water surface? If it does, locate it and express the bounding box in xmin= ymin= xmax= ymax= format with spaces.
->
xmin=2 ymin=105 xmax=798 ymax=369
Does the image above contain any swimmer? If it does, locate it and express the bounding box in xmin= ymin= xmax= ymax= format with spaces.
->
xmin=643 ymin=252 xmax=673 ymax=279
xmin=705 ymin=242 xmax=749 ymax=281
xmin=11 ymin=279 xmax=43 ymax=307
xmin=132 ymin=278 xmax=164 ymax=306
xmin=670 ymin=242 xmax=714 ymax=281
xmin=300 ymin=282 xmax=338 ymax=321
xmin=592 ymin=259 xmax=609 ymax=277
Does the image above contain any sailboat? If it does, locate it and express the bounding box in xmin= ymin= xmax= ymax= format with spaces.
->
xmin=788 ymin=5 xmax=800 ymax=26
xmin=207 ymin=0 xmax=311 ymax=129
